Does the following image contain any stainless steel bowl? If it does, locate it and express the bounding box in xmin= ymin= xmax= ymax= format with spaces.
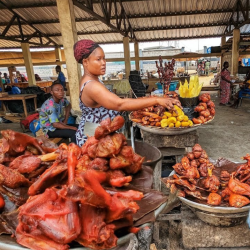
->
xmin=169 ymin=171 xmax=250 ymax=226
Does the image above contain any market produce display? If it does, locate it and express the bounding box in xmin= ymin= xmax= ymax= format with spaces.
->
xmin=163 ymin=144 xmax=250 ymax=208
xmin=160 ymin=105 xmax=193 ymax=128
xmin=0 ymin=116 xmax=166 ymax=250
xmin=192 ymin=93 xmax=215 ymax=124
xmin=179 ymin=75 xmax=203 ymax=98
xmin=130 ymin=96 xmax=215 ymax=129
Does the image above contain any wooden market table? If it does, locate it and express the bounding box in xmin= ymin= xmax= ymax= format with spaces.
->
xmin=0 ymin=94 xmax=37 ymax=118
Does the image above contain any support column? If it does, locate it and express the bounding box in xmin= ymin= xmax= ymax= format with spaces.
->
xmin=21 ymin=43 xmax=36 ymax=86
xmin=232 ymin=29 xmax=240 ymax=76
xmin=220 ymin=36 xmax=226 ymax=71
xmin=55 ymin=46 xmax=62 ymax=62
xmin=134 ymin=41 xmax=140 ymax=71
xmin=123 ymin=37 xmax=131 ymax=79
xmin=56 ymin=0 xmax=81 ymax=111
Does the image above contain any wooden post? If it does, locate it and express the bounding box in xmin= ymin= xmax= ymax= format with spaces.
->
xmin=55 ymin=46 xmax=62 ymax=62
xmin=134 ymin=41 xmax=140 ymax=71
xmin=56 ymin=0 xmax=81 ymax=111
xmin=123 ymin=37 xmax=131 ymax=79
xmin=21 ymin=43 xmax=36 ymax=86
xmin=232 ymin=29 xmax=240 ymax=76
xmin=220 ymin=36 xmax=226 ymax=71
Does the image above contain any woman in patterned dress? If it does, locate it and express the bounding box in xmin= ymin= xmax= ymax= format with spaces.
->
xmin=73 ymin=40 xmax=181 ymax=146
xmin=220 ymin=61 xmax=233 ymax=106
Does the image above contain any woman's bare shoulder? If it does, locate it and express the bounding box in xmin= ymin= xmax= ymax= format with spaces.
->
xmin=80 ymin=78 xmax=102 ymax=90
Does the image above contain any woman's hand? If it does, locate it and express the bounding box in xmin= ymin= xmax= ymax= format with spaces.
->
xmin=157 ymin=97 xmax=182 ymax=111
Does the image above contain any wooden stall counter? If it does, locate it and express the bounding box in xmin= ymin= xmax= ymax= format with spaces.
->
xmin=12 ymin=81 xmax=52 ymax=91
xmin=36 ymin=80 xmax=53 ymax=88
xmin=36 ymin=80 xmax=53 ymax=93
xmin=0 ymin=94 xmax=37 ymax=118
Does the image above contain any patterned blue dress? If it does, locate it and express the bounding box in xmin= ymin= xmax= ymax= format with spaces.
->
xmin=76 ymin=80 xmax=120 ymax=146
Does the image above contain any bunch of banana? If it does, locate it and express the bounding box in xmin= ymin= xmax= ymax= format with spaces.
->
xmin=179 ymin=75 xmax=203 ymax=98
xmin=160 ymin=105 xmax=193 ymax=128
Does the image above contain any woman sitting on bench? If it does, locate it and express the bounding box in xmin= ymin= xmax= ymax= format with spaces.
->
xmin=39 ymin=82 xmax=78 ymax=143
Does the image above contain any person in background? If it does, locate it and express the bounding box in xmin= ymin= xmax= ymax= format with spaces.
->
xmin=216 ymin=62 xmax=220 ymax=73
xmin=0 ymin=72 xmax=3 ymax=91
xmin=39 ymin=82 xmax=78 ymax=143
xmin=231 ymin=69 xmax=250 ymax=108
xmin=3 ymin=73 xmax=10 ymax=84
xmin=55 ymin=65 xmax=66 ymax=90
xmin=205 ymin=61 xmax=210 ymax=75
xmin=35 ymin=74 xmax=42 ymax=81
xmin=220 ymin=61 xmax=233 ymax=106
xmin=73 ymin=39 xmax=181 ymax=146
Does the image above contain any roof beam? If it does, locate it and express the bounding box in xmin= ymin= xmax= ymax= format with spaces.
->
xmin=0 ymin=2 xmax=57 ymax=9
xmin=3 ymin=21 xmax=231 ymax=39
xmin=0 ymin=0 xmax=58 ymax=47
xmin=224 ymin=0 xmax=250 ymax=36
xmin=1 ymin=14 xmax=16 ymax=36
xmin=0 ymin=0 xmax=147 ymax=9
xmin=73 ymin=0 xmax=136 ymax=40
xmin=133 ymin=22 xmax=229 ymax=32
xmin=0 ymin=8 xmax=241 ymax=26
xmin=0 ymin=35 xmax=56 ymax=47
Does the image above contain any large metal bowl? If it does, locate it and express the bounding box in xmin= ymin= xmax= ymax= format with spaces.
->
xmin=169 ymin=171 xmax=250 ymax=226
xmin=129 ymin=113 xmax=214 ymax=135
xmin=135 ymin=122 xmax=198 ymax=135
xmin=169 ymin=170 xmax=250 ymax=214
xmin=179 ymin=196 xmax=250 ymax=214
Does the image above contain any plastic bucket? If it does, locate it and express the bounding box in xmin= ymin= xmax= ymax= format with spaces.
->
xmin=169 ymin=81 xmax=179 ymax=91
xmin=127 ymin=140 xmax=162 ymax=169
xmin=155 ymin=82 xmax=163 ymax=90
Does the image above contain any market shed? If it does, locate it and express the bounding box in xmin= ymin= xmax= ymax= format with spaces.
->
xmin=0 ymin=0 xmax=250 ymax=109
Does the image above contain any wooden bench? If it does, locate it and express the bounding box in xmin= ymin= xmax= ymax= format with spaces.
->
xmin=36 ymin=129 xmax=64 ymax=145
xmin=49 ymin=137 xmax=64 ymax=145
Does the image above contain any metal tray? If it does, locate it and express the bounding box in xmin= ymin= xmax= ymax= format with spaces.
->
xmin=129 ymin=113 xmax=214 ymax=135
xmin=169 ymin=171 xmax=250 ymax=214
xmin=0 ymin=202 xmax=167 ymax=250
xmin=0 ymin=234 xmax=134 ymax=250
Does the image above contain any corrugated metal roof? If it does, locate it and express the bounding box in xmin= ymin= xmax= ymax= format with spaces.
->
xmin=123 ymin=0 xmax=236 ymax=15
xmin=0 ymin=0 xmax=248 ymax=48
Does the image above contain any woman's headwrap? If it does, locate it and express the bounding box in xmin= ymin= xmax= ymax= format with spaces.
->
xmin=73 ymin=39 xmax=100 ymax=63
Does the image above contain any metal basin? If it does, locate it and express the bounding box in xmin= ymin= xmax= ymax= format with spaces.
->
xmin=191 ymin=207 xmax=249 ymax=227
xmin=127 ymin=139 xmax=162 ymax=169
xmin=135 ymin=122 xmax=198 ymax=135
xmin=170 ymin=171 xmax=250 ymax=226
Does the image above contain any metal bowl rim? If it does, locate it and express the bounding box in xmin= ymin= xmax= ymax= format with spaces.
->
xmin=169 ymin=170 xmax=250 ymax=214
xmin=129 ymin=113 xmax=214 ymax=135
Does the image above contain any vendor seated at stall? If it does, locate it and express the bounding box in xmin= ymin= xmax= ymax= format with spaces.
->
xmin=39 ymin=82 xmax=78 ymax=143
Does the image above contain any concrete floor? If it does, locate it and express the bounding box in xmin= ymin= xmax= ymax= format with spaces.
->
xmin=197 ymin=92 xmax=250 ymax=162
xmin=0 ymin=91 xmax=250 ymax=162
